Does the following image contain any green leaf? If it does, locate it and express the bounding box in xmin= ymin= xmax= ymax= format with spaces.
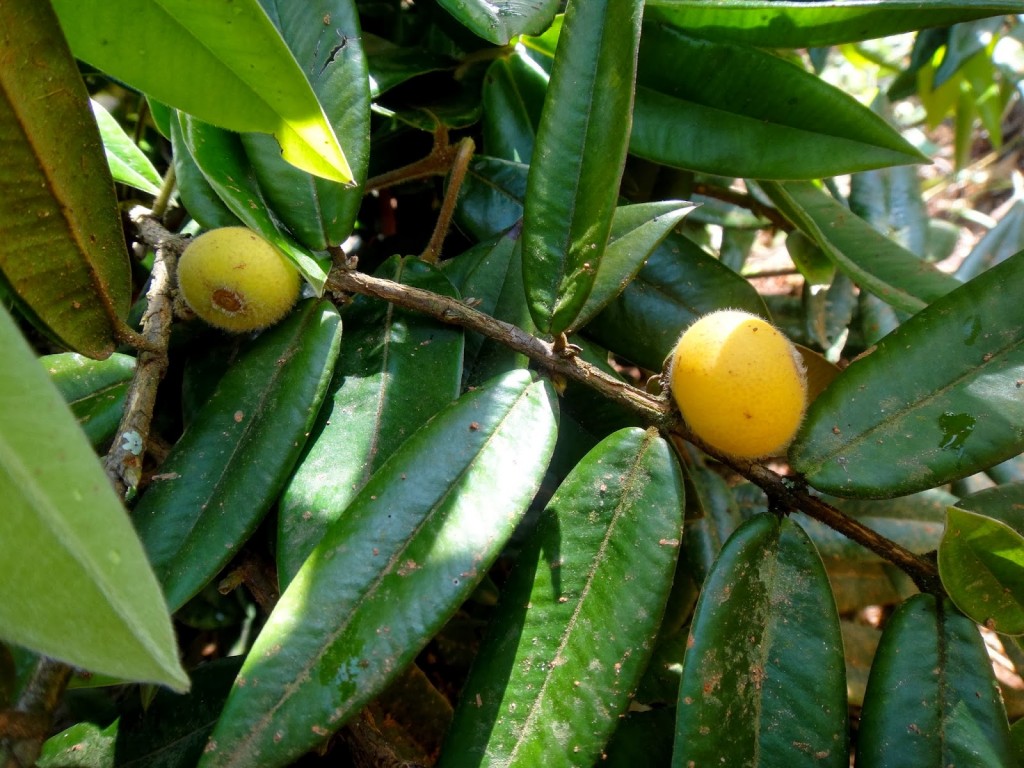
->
xmin=169 ymin=114 xmax=242 ymax=230
xmin=41 ymin=352 xmax=136 ymax=449
xmin=939 ymin=507 xmax=1024 ymax=635
xmin=849 ymin=160 xmax=929 ymax=258
xmin=957 ymin=197 xmax=1024 ymax=281
xmin=631 ymin=25 xmax=925 ymax=180
xmin=791 ymin=251 xmax=1024 ymax=498
xmin=91 ymin=100 xmax=162 ymax=196
xmin=456 ymin=156 xmax=529 ymax=241
xmin=856 ymin=594 xmax=1014 ymax=767
xmin=644 ymin=1 xmax=1024 ymax=48
xmin=38 ymin=721 xmax=117 ymax=768
xmin=436 ymin=0 xmax=558 ymax=45
xmin=132 ymin=300 xmax=341 ymax=611
xmin=440 ymin=427 xmax=684 ymax=767
xmin=673 ymin=514 xmax=848 ymax=767
xmin=762 ymin=181 xmax=961 ymax=314
xmin=522 ymin=0 xmax=643 ymax=335
xmin=0 ymin=305 xmax=187 ymax=691
xmin=52 ymin=0 xmax=353 ymax=183
xmin=570 ymin=201 xmax=696 ymax=331
xmin=582 ymin=230 xmax=767 ymax=371
xmin=0 ymin=1 xmax=131 ymax=359
xmin=481 ymin=51 xmax=549 ymax=163
xmin=199 ymin=370 xmax=558 ymax=768
xmin=278 ymin=258 xmax=464 ymax=585
xmin=240 ymin=0 xmax=370 ymax=250
xmin=178 ymin=113 xmax=330 ymax=293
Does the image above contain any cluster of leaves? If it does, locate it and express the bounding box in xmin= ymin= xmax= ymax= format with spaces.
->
xmin=2 ymin=1 xmax=1024 ymax=767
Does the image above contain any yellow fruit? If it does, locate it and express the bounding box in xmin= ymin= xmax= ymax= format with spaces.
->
xmin=177 ymin=227 xmax=301 ymax=333
xmin=669 ymin=309 xmax=807 ymax=459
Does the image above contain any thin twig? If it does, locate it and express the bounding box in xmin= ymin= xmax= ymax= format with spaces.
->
xmin=693 ymin=182 xmax=791 ymax=230
xmin=0 ymin=659 xmax=72 ymax=768
xmin=420 ymin=137 xmax=475 ymax=264
xmin=103 ymin=208 xmax=184 ymax=496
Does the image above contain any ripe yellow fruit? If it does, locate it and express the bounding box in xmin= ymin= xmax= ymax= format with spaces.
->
xmin=669 ymin=309 xmax=807 ymax=459
xmin=177 ymin=227 xmax=301 ymax=333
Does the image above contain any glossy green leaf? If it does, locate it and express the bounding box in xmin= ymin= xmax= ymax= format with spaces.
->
xmin=631 ymin=25 xmax=924 ymax=180
xmin=178 ymin=113 xmax=330 ymax=293
xmin=856 ymin=594 xmax=1014 ymax=767
xmin=680 ymin=444 xmax=745 ymax=584
xmin=363 ymin=33 xmax=453 ymax=98
xmin=0 ymin=0 xmax=131 ymax=359
xmin=673 ymin=514 xmax=848 ymax=767
xmin=199 ymin=370 xmax=558 ymax=768
xmin=570 ymin=201 xmax=695 ymax=331
xmin=583 ymin=230 xmax=767 ymax=371
xmin=440 ymin=427 xmax=684 ymax=767
xmin=41 ymin=352 xmax=135 ymax=449
xmin=792 ymin=251 xmax=1024 ymax=498
xmin=38 ymin=721 xmax=117 ymax=768
xmin=437 ymin=0 xmax=558 ymax=45
xmin=522 ymin=0 xmax=643 ymax=335
xmin=762 ymin=181 xmax=961 ymax=314
xmin=169 ymin=113 xmax=242 ymax=230
xmin=939 ymin=507 xmax=1024 ymax=635
xmin=52 ymin=0 xmax=353 ymax=183
xmin=441 ymin=230 xmax=535 ymax=387
xmin=241 ymin=0 xmax=369 ymax=250
xmin=456 ymin=156 xmax=529 ymax=241
xmin=132 ymin=300 xmax=342 ymax=611
xmin=643 ymin=1 xmax=1024 ymax=48
xmin=91 ymin=100 xmax=162 ymax=196
xmin=0 ymin=305 xmax=187 ymax=691
xmin=957 ymin=197 xmax=1024 ymax=281
xmin=278 ymin=257 xmax=463 ymax=584
xmin=481 ymin=52 xmax=548 ymax=163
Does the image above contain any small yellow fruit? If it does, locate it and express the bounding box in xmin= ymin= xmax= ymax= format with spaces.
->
xmin=177 ymin=227 xmax=301 ymax=333
xmin=670 ymin=309 xmax=807 ymax=459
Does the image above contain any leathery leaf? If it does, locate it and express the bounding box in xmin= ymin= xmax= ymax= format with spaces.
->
xmin=132 ymin=300 xmax=341 ymax=611
xmin=199 ymin=370 xmax=558 ymax=768
xmin=440 ymin=427 xmax=684 ymax=767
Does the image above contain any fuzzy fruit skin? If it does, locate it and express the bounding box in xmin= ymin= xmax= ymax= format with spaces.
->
xmin=178 ymin=227 xmax=301 ymax=333
xmin=670 ymin=309 xmax=807 ymax=459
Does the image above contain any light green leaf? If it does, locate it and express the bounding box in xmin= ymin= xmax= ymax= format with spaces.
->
xmin=52 ymin=0 xmax=353 ymax=183
xmin=0 ymin=305 xmax=188 ymax=691
xmin=436 ymin=0 xmax=559 ymax=45
xmin=90 ymin=99 xmax=162 ymax=196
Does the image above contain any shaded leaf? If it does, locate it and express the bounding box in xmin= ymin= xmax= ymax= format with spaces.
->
xmin=856 ymin=594 xmax=1014 ymax=766
xmin=761 ymin=181 xmax=960 ymax=314
xmin=169 ymin=113 xmax=242 ymax=230
xmin=132 ymin=300 xmax=342 ymax=611
xmin=673 ymin=514 xmax=848 ymax=766
xmin=522 ymin=0 xmax=643 ymax=334
xmin=792 ymin=251 xmax=1024 ymax=498
xmin=956 ymin=197 xmax=1024 ymax=281
xmin=456 ymin=156 xmax=529 ymax=241
xmin=440 ymin=428 xmax=684 ymax=767
xmin=200 ymin=371 xmax=558 ymax=768
xmin=0 ymin=0 xmax=131 ymax=359
xmin=52 ymin=0 xmax=353 ymax=183
xmin=278 ymin=258 xmax=463 ymax=584
xmin=481 ymin=52 xmax=548 ymax=163
xmin=939 ymin=507 xmax=1024 ymax=635
xmin=41 ymin=352 xmax=135 ymax=449
xmin=0 ymin=305 xmax=187 ymax=691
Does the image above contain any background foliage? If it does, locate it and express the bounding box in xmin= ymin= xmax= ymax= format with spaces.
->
xmin=2 ymin=1 xmax=1024 ymax=766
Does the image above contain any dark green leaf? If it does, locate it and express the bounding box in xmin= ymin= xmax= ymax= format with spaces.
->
xmin=169 ymin=114 xmax=242 ymax=230
xmin=199 ymin=371 xmax=558 ymax=768
xmin=644 ymin=1 xmax=1024 ymax=48
xmin=52 ymin=0 xmax=352 ymax=183
xmin=456 ymin=156 xmax=529 ymax=241
xmin=792 ymin=251 xmax=1024 ymax=498
xmin=673 ymin=514 xmax=848 ymax=766
xmin=631 ymin=25 xmax=924 ymax=180
xmin=440 ymin=428 xmax=684 ymax=767
xmin=522 ymin=0 xmax=643 ymax=334
xmin=0 ymin=0 xmax=131 ymax=358
xmin=856 ymin=594 xmax=1014 ymax=766
xmin=849 ymin=161 xmax=928 ymax=258
xmin=680 ymin=445 xmax=745 ymax=584
xmin=583 ymin=231 xmax=767 ymax=371
xmin=41 ymin=352 xmax=135 ymax=449
xmin=436 ymin=0 xmax=558 ymax=45
xmin=363 ymin=33 xmax=453 ymax=98
xmin=0 ymin=306 xmax=187 ymax=691
xmin=939 ymin=507 xmax=1024 ymax=635
xmin=178 ymin=113 xmax=330 ymax=293
xmin=132 ymin=300 xmax=342 ymax=611
xmin=91 ymin=99 xmax=162 ymax=196
xmin=278 ymin=258 xmax=463 ymax=584
xmin=762 ymin=181 xmax=961 ymax=314
xmin=241 ymin=0 xmax=369 ymax=250
xmin=481 ymin=52 xmax=548 ymax=163
xmin=956 ymin=483 xmax=1024 ymax=533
